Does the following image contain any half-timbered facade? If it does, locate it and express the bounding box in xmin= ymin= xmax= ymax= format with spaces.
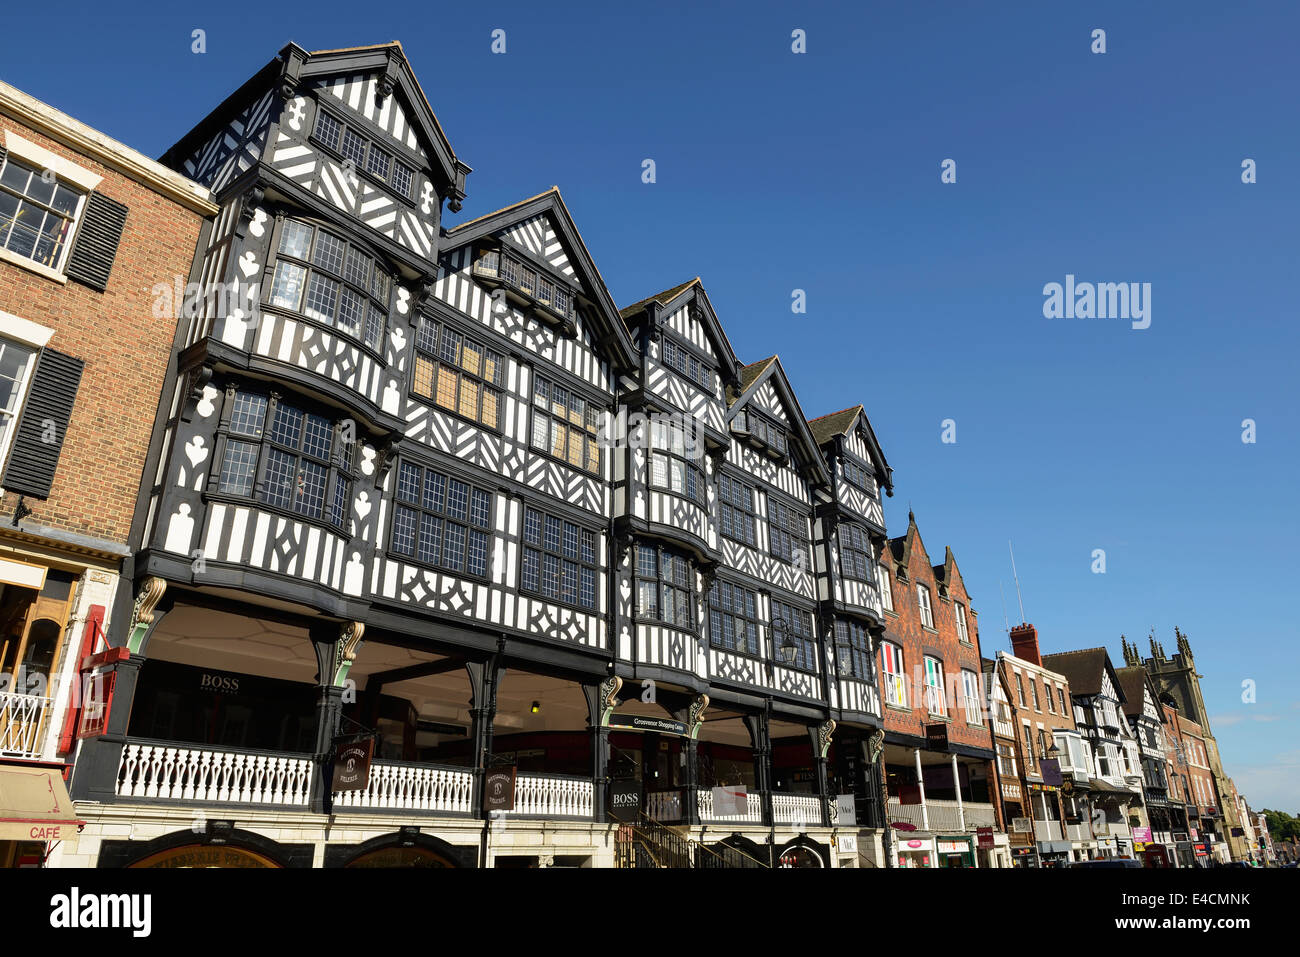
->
xmin=57 ymin=44 xmax=897 ymax=870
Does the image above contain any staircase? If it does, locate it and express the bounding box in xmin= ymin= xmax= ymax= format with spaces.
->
xmin=614 ymin=810 xmax=769 ymax=868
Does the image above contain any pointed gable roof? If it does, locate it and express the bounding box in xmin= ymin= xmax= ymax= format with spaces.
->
xmin=932 ymin=545 xmax=967 ymax=601
xmin=161 ymin=41 xmax=469 ymax=206
xmin=726 ymin=356 xmax=830 ymax=489
xmin=1115 ymin=666 xmax=1163 ymax=720
xmin=619 ymin=278 xmax=740 ymax=382
xmin=442 ymin=186 xmax=637 ymax=370
xmin=807 ymin=404 xmax=894 ymax=494
xmin=886 ymin=510 xmax=924 ymax=573
xmin=1041 ymin=648 xmax=1125 ymax=703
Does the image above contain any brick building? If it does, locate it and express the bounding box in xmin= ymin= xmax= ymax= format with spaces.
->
xmin=988 ymin=624 xmax=1089 ymax=865
xmin=877 ymin=512 xmax=997 ymax=867
xmin=0 ymin=81 xmax=215 ymax=867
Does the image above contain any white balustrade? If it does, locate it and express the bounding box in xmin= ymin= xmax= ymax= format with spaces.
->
xmin=697 ymin=789 xmax=763 ymax=824
xmin=333 ymin=761 xmax=474 ymax=814
xmin=886 ymin=797 xmax=926 ymax=829
xmin=645 ymin=789 xmax=684 ymax=822
xmin=116 ymin=742 xmax=312 ymax=806
xmin=510 ymin=774 xmax=593 ymax=818
xmin=0 ymin=691 xmax=49 ymax=759
xmin=887 ymin=797 xmax=997 ymax=832
xmin=772 ymin=792 xmax=825 ymax=826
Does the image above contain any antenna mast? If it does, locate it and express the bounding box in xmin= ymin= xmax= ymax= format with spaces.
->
xmin=1009 ymin=540 xmax=1026 ymax=625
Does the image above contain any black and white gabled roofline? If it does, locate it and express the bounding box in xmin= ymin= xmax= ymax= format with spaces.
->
xmin=442 ymin=186 xmax=638 ymax=371
xmin=726 ymin=355 xmax=832 ymax=490
xmin=160 ymin=41 xmax=470 ymax=206
xmin=619 ymin=277 xmax=741 ymax=384
xmin=807 ymin=404 xmax=894 ymax=494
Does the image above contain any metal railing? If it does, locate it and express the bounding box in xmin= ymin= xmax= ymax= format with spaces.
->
xmin=0 ymin=690 xmax=49 ymax=759
xmin=613 ymin=809 xmax=770 ymax=868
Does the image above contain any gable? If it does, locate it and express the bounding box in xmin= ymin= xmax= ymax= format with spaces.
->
xmin=175 ymin=88 xmax=276 ymax=191
xmin=499 ymin=212 xmax=576 ymax=280
xmin=312 ymin=73 xmax=428 ymax=160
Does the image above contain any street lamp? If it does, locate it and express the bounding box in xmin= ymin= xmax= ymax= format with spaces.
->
xmin=771 ymin=616 xmax=798 ymax=666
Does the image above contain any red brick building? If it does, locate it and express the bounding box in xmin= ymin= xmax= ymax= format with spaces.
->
xmin=876 ymin=512 xmax=997 ymax=867
xmin=0 ymin=80 xmax=215 ymax=868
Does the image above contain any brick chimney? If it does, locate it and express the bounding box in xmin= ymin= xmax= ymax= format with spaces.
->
xmin=1009 ymin=623 xmax=1041 ymax=666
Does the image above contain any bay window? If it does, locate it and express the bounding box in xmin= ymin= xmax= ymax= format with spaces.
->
xmin=649 ymin=419 xmax=705 ymax=505
xmin=635 ymin=545 xmax=694 ymax=629
xmin=770 ymin=599 xmax=816 ymax=672
xmin=838 ymin=522 xmax=873 ymax=581
xmin=834 ymin=619 xmax=872 ymax=679
xmin=718 ymin=472 xmax=756 ymax=546
xmin=267 ymin=218 xmax=390 ymax=350
xmin=530 ymin=375 xmax=601 ymax=474
xmin=216 ymin=389 xmax=354 ymax=531
xmin=768 ymin=498 xmax=808 ymax=567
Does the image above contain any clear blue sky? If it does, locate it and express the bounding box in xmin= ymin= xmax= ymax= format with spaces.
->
xmin=4 ymin=1 xmax=1297 ymax=810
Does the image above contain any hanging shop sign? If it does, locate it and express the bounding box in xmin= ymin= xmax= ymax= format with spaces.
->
xmin=925 ymin=723 xmax=948 ymax=751
xmin=1039 ymin=758 xmax=1063 ymax=788
xmin=1132 ymin=826 xmax=1153 ymax=843
xmin=483 ymin=766 xmax=517 ymax=812
xmin=608 ymin=713 xmax=689 ymax=736
xmin=835 ymin=794 xmax=856 ymax=826
xmin=609 ymin=779 xmax=641 ymax=822
xmin=977 ymin=826 xmax=995 ymax=849
xmin=330 ymin=736 xmax=374 ymax=792
xmin=1012 ymin=816 xmax=1033 ymax=834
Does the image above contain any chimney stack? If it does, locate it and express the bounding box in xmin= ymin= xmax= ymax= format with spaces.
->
xmin=1009 ymin=623 xmax=1041 ymax=666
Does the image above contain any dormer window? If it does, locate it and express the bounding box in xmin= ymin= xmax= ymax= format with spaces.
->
xmin=660 ymin=336 xmax=714 ymax=391
xmin=733 ymin=409 xmax=786 ymax=460
xmin=472 ymin=244 xmax=575 ymax=330
xmin=843 ymin=457 xmax=873 ymax=493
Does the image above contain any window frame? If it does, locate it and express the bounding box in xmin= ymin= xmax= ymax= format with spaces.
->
xmin=659 ymin=333 xmax=715 ymax=392
xmin=877 ymin=562 xmax=894 ymax=611
xmin=881 ymin=640 xmax=907 ymax=708
xmin=520 ymin=505 xmax=599 ymax=611
xmin=961 ymin=669 xmax=982 ymax=724
xmin=767 ymin=496 xmax=809 ymax=568
xmin=0 ymin=154 xmax=89 ymax=277
xmin=717 ymin=471 xmax=756 ymax=547
xmin=266 ymin=217 xmax=391 ymax=353
xmin=838 ymin=521 xmax=874 ymax=582
xmin=388 ymin=459 xmax=494 ymax=579
xmin=0 ymin=334 xmax=41 ymax=472
xmin=834 ymin=618 xmax=873 ymax=680
xmin=648 ymin=418 xmax=706 ymax=506
xmin=411 ymin=314 xmax=506 ymax=431
xmin=310 ymin=106 xmax=418 ymax=201
xmin=841 ymin=456 xmax=874 ymax=494
xmin=634 ymin=544 xmax=695 ymax=631
xmin=922 ymin=655 xmax=946 ymax=716
xmin=916 ymin=583 xmax=934 ymax=629
xmin=954 ymin=601 xmax=970 ymax=644
xmin=530 ymin=374 xmax=602 ymax=475
xmin=707 ymin=578 xmax=761 ymax=657
xmin=770 ymin=599 xmax=818 ymax=674
xmin=214 ymin=388 xmax=356 ymax=534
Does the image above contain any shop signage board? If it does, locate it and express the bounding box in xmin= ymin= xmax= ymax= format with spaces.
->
xmin=925 ymin=723 xmax=948 ymax=752
xmin=1132 ymin=826 xmax=1152 ymax=843
xmin=1039 ymin=758 xmax=1063 ymax=788
xmin=835 ymin=794 xmax=856 ymax=826
xmin=609 ymin=779 xmax=641 ymax=822
xmin=977 ymin=826 xmax=994 ymax=849
xmin=608 ymin=713 xmax=689 ymax=736
xmin=483 ymin=766 xmax=517 ymax=812
xmin=836 ymin=834 xmax=858 ymax=854
xmin=1012 ymin=816 xmax=1032 ymax=833
xmin=330 ymin=736 xmax=374 ymax=792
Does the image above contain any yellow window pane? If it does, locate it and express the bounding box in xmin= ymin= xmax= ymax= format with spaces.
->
xmin=586 ymin=440 xmax=600 ymax=474
xmin=413 ymin=356 xmax=434 ymax=397
xmin=483 ymin=353 xmax=498 ymax=383
xmin=461 ymin=340 xmax=482 ymax=377
xmin=459 ymin=378 xmax=480 ymax=419
xmin=481 ymin=388 xmax=499 ymax=427
xmin=436 ymin=366 xmax=457 ymax=410
xmin=550 ymin=421 xmax=567 ymax=458
xmin=568 ymin=430 xmax=583 ymax=466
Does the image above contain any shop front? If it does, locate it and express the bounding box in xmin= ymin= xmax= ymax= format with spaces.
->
xmin=0 ymin=761 xmax=81 ymax=867
xmin=936 ymin=835 xmax=974 ymax=868
xmin=1036 ymin=840 xmax=1072 ymax=867
xmin=897 ymin=836 xmax=934 ymax=868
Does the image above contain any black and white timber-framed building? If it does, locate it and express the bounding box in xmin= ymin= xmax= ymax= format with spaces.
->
xmin=63 ymin=42 xmax=897 ymax=869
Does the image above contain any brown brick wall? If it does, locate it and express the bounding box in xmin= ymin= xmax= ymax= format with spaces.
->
xmin=0 ymin=118 xmax=205 ymax=545
xmin=879 ymin=524 xmax=993 ymax=752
